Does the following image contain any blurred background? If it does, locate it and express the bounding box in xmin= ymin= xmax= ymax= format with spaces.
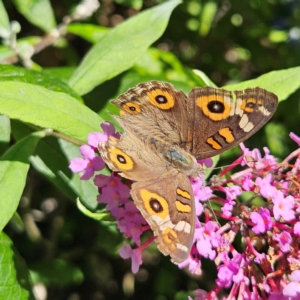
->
xmin=2 ymin=0 xmax=300 ymax=299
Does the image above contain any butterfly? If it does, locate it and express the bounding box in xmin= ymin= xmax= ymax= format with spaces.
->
xmin=98 ymin=81 xmax=278 ymax=263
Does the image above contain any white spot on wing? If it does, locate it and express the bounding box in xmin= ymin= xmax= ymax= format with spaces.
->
xmin=259 ymin=106 xmax=271 ymax=116
xmin=244 ymin=122 xmax=254 ymax=132
xmin=150 ymin=215 xmax=174 ymax=230
xmin=174 ymin=221 xmax=191 ymax=234
xmin=235 ymin=98 xmax=243 ymax=116
xmin=176 ymin=243 xmax=188 ymax=252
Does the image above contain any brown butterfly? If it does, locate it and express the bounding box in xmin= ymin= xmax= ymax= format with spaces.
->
xmin=98 ymin=81 xmax=278 ymax=263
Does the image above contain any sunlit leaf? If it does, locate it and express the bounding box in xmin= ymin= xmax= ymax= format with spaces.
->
xmin=69 ymin=0 xmax=181 ymax=95
xmin=0 ymin=81 xmax=102 ymax=143
xmin=12 ymin=0 xmax=56 ymax=32
xmin=0 ymin=0 xmax=10 ymax=30
xmin=0 ymin=131 xmax=45 ymax=231
xmin=224 ymin=66 xmax=300 ymax=102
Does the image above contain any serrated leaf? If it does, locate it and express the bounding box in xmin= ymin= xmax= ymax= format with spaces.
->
xmin=12 ymin=0 xmax=56 ymax=32
xmin=0 ymin=81 xmax=102 ymax=143
xmin=224 ymin=66 xmax=300 ymax=102
xmin=0 ymin=233 xmax=34 ymax=300
xmin=0 ymin=65 xmax=83 ymax=103
xmin=0 ymin=131 xmax=45 ymax=231
xmin=69 ymin=0 xmax=181 ymax=95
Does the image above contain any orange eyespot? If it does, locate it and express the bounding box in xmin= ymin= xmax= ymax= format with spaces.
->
xmin=147 ymin=89 xmax=175 ymax=110
xmin=121 ymin=102 xmax=141 ymax=115
xmin=108 ymin=148 xmax=134 ymax=170
xmin=140 ymin=189 xmax=169 ymax=219
xmin=197 ymin=95 xmax=231 ymax=121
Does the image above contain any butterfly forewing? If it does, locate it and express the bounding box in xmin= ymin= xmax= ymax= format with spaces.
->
xmin=113 ymin=81 xmax=189 ymax=146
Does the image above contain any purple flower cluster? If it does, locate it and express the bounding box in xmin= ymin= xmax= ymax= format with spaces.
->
xmin=69 ymin=122 xmax=300 ymax=300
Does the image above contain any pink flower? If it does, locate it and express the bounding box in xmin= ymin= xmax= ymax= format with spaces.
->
xmin=274 ymin=231 xmax=292 ymax=253
xmin=241 ymin=174 xmax=254 ymax=191
xmin=95 ymin=173 xmax=130 ymax=209
xmin=88 ymin=122 xmax=120 ymax=148
xmin=272 ymin=191 xmax=295 ymax=221
xmin=94 ymin=173 xmax=129 ymax=194
xmin=294 ymin=222 xmax=300 ymax=235
xmin=178 ymin=247 xmax=202 ymax=275
xmin=69 ymin=144 xmax=105 ymax=180
xmin=114 ymin=202 xmax=146 ymax=245
xmin=195 ymin=222 xmax=221 ymax=260
xmin=255 ymin=174 xmax=277 ymax=199
xmin=197 ymin=158 xmax=213 ymax=168
xmin=216 ymin=254 xmax=242 ymax=288
xmin=221 ymin=201 xmax=234 ymax=217
xmin=250 ymin=207 xmax=272 ymax=234
xmin=191 ymin=177 xmax=213 ymax=202
xmin=224 ymin=185 xmax=242 ymax=201
xmin=216 ymin=265 xmax=234 ymax=288
xmin=119 ymin=243 xmax=142 ymax=274
xmin=283 ymin=270 xmax=300 ymax=297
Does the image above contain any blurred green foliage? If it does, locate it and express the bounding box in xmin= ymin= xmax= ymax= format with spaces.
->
xmin=0 ymin=0 xmax=300 ymax=299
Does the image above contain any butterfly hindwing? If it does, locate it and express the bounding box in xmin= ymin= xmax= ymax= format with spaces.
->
xmin=131 ymin=170 xmax=195 ymax=264
xmin=186 ymin=86 xmax=278 ymax=158
xmin=98 ymin=132 xmax=168 ymax=181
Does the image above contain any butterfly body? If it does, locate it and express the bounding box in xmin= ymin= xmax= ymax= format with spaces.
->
xmin=149 ymin=137 xmax=201 ymax=176
xmin=98 ymin=81 xmax=278 ymax=263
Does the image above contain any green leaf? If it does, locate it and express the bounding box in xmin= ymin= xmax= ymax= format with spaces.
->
xmin=0 ymin=65 xmax=83 ymax=103
xmin=224 ymin=66 xmax=300 ymax=102
xmin=11 ymin=121 xmax=100 ymax=209
xmin=29 ymin=139 xmax=78 ymax=200
xmin=0 ymin=0 xmax=10 ymax=30
xmin=0 ymin=81 xmax=103 ymax=143
xmin=43 ymin=67 xmax=76 ymax=82
xmin=0 ymin=131 xmax=45 ymax=232
xmin=12 ymin=0 xmax=56 ymax=32
xmin=0 ymin=233 xmax=34 ymax=300
xmin=193 ymin=69 xmax=217 ymax=87
xmin=69 ymin=0 xmax=182 ymax=95
xmin=114 ymin=0 xmax=143 ymax=10
xmin=67 ymin=23 xmax=108 ymax=44
xmin=0 ymin=114 xmax=10 ymax=154
xmin=11 ymin=120 xmax=78 ymax=201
